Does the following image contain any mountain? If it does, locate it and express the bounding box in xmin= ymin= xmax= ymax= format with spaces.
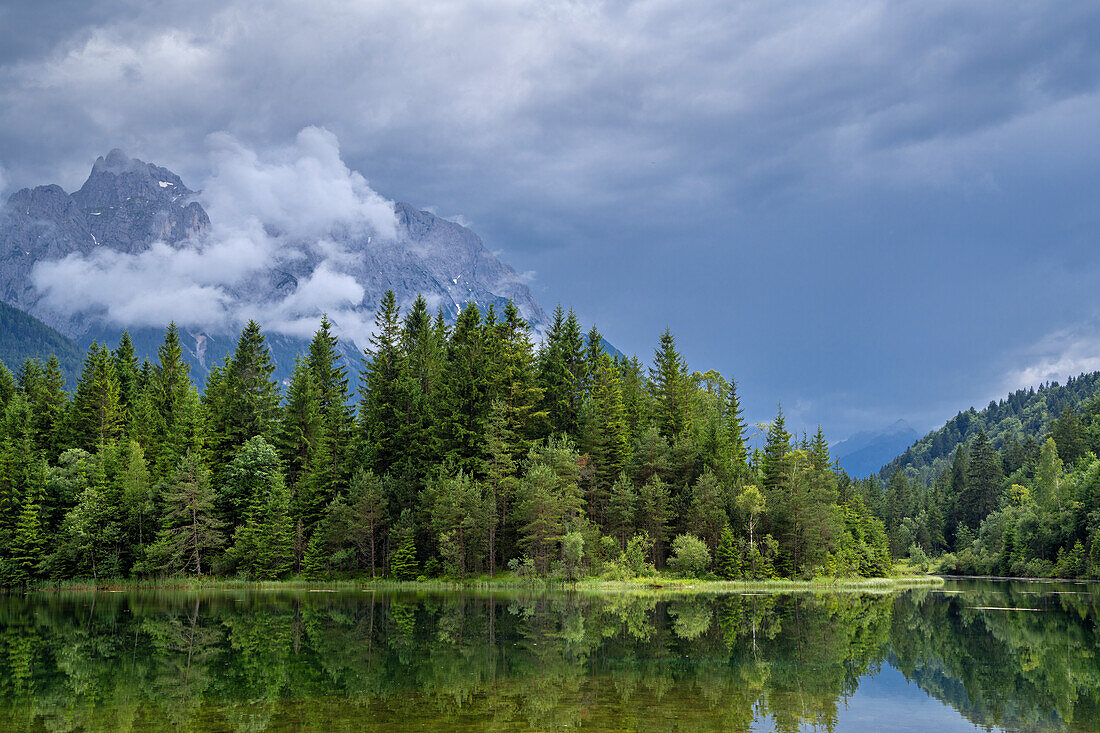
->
xmin=833 ymin=419 xmax=918 ymax=478
xmin=878 ymin=372 xmax=1100 ymax=484
xmin=0 ymin=300 xmax=84 ymax=385
xmin=0 ymin=150 xmax=548 ymax=380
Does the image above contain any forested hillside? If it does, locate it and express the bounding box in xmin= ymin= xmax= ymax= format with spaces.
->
xmin=879 ymin=373 xmax=1100 ymax=484
xmin=0 ymin=301 xmax=83 ymax=386
xmin=0 ymin=292 xmax=889 ymax=586
xmin=864 ymin=373 xmax=1100 ymax=579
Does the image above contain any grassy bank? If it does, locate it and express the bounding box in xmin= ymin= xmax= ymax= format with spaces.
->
xmin=20 ymin=572 xmax=943 ymax=596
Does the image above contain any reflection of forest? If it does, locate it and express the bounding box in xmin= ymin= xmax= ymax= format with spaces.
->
xmin=0 ymin=584 xmax=1095 ymax=731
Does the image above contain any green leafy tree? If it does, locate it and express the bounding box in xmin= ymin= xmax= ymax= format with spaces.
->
xmin=146 ymin=452 xmax=224 ymax=576
xmin=669 ymin=533 xmax=711 ymax=577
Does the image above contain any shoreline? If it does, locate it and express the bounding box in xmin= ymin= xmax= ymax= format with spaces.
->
xmin=16 ymin=574 xmax=945 ymax=595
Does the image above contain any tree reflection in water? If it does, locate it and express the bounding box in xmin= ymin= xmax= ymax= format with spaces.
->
xmin=0 ymin=581 xmax=1097 ymax=731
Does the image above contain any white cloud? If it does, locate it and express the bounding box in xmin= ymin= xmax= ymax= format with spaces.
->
xmin=1001 ymin=322 xmax=1100 ymax=392
xmin=30 ymin=128 xmax=396 ymax=344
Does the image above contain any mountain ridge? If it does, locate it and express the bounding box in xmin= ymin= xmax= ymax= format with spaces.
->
xmin=0 ymin=149 xmax=549 ymax=381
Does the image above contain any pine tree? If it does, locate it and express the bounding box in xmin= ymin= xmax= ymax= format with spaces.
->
xmin=538 ymin=306 xmax=586 ymax=436
xmin=389 ymin=526 xmax=419 ymax=579
xmin=147 ymin=451 xmax=224 ymax=577
xmin=359 ymin=291 xmax=411 ymax=473
xmin=963 ymin=430 xmax=1002 ymax=530
xmin=606 ymin=472 xmax=637 ymax=549
xmin=113 ymin=332 xmax=140 ymax=415
xmin=726 ymin=377 xmax=749 ymax=480
xmin=761 ymin=406 xmax=792 ymax=495
xmin=435 ymin=303 xmax=490 ymax=475
xmin=714 ymin=523 xmax=740 ymax=580
xmin=649 ymin=328 xmax=692 ymax=441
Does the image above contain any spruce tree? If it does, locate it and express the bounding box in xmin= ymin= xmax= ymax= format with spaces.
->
xmin=359 ymin=291 xmax=410 ymax=474
xmin=761 ymin=406 xmax=792 ymax=495
xmin=66 ymin=343 xmax=123 ymax=450
xmin=606 ymin=472 xmax=637 ymax=550
xmin=208 ymin=321 xmax=280 ymax=473
xmin=581 ymin=350 xmax=631 ymax=503
xmin=650 ymin=328 xmax=691 ymax=441
xmin=963 ymin=430 xmax=1002 ymax=529
xmin=538 ymin=306 xmax=586 ymax=436
xmin=399 ymin=295 xmax=444 ymax=478
xmin=147 ymin=451 xmax=224 ymax=577
xmin=726 ymin=377 xmax=749 ymax=480
xmin=227 ymin=438 xmax=294 ymax=579
xmin=113 ymin=332 xmax=140 ymax=415
xmin=435 ymin=303 xmax=490 ymax=475
xmin=278 ymin=356 xmax=322 ymax=489
xmin=389 ymin=524 xmax=419 ymax=580
xmin=714 ymin=523 xmax=740 ymax=580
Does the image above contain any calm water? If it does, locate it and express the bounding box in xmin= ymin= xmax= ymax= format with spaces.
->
xmin=1 ymin=579 xmax=1098 ymax=732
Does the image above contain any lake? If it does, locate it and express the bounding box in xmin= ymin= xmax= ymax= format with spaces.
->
xmin=0 ymin=579 xmax=1097 ymax=731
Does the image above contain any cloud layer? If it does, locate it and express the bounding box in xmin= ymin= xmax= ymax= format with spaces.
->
xmin=31 ymin=127 xmax=393 ymax=345
xmin=5 ymin=0 xmax=1100 ymax=437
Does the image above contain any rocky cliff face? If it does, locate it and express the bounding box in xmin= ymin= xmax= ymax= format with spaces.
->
xmin=0 ymin=150 xmax=546 ymax=380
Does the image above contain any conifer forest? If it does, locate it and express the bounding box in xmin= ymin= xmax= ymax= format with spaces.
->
xmin=0 ymin=292 xmax=892 ymax=586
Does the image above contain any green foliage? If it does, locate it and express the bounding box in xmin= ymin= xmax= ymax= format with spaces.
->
xmin=714 ymin=524 xmax=741 ymax=580
xmin=668 ymin=533 xmax=711 ymax=577
xmin=389 ymin=530 xmax=419 ymax=580
xmin=0 ymin=304 xmax=914 ymax=583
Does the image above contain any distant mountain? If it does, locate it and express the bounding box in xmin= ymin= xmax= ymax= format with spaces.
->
xmin=833 ymin=419 xmax=918 ymax=478
xmin=0 ymin=149 xmax=548 ymax=381
xmin=878 ymin=372 xmax=1100 ymax=484
xmin=0 ymin=300 xmax=83 ymax=386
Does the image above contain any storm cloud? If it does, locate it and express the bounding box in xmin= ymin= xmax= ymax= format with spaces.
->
xmin=4 ymin=0 xmax=1100 ymax=438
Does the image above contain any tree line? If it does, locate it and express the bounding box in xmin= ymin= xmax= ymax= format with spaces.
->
xmin=0 ymin=292 xmax=889 ymax=585
xmin=865 ymin=395 xmax=1100 ymax=578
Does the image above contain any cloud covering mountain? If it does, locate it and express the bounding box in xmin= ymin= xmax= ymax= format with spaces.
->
xmin=0 ymin=128 xmax=546 ymax=374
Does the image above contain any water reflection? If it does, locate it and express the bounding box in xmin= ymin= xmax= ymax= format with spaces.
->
xmin=0 ymin=582 xmax=1097 ymax=731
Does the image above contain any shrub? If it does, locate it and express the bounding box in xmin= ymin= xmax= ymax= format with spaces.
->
xmin=669 ymin=533 xmax=711 ymax=577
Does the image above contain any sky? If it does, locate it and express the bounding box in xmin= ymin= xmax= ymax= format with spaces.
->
xmin=2 ymin=0 xmax=1100 ymax=442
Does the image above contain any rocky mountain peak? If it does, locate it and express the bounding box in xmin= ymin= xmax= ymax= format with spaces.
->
xmin=76 ymin=149 xmax=192 ymax=210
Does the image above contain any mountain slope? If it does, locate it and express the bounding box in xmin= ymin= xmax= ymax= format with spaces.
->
xmin=833 ymin=419 xmax=918 ymax=477
xmin=0 ymin=300 xmax=83 ymax=385
xmin=878 ymin=372 xmax=1100 ymax=484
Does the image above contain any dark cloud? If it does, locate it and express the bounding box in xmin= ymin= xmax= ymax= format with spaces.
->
xmin=3 ymin=0 xmax=1100 ymax=439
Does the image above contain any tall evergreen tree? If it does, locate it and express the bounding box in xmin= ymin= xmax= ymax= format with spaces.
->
xmin=359 ymin=291 xmax=410 ymax=474
xmin=207 ymin=321 xmax=280 ymax=472
xmin=435 ymin=303 xmax=490 ymax=475
xmin=649 ymin=328 xmax=692 ymax=441
xmin=761 ymin=406 xmax=792 ymax=495
xmin=538 ymin=306 xmax=586 ymax=436
xmin=146 ymin=451 xmax=224 ymax=577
